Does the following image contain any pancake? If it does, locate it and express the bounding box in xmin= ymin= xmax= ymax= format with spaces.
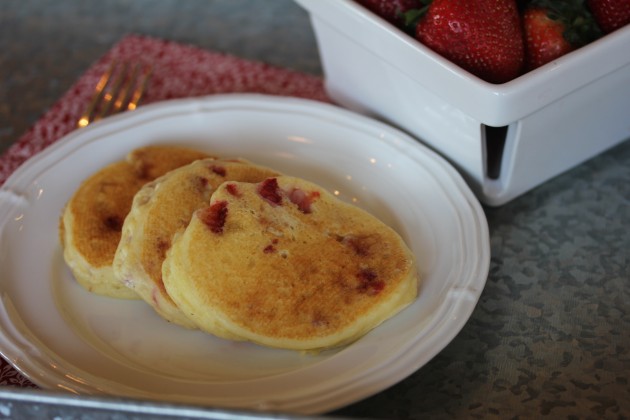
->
xmin=126 ymin=145 xmax=211 ymax=180
xmin=60 ymin=145 xmax=210 ymax=298
xmin=113 ymin=158 xmax=280 ymax=327
xmin=162 ymin=176 xmax=418 ymax=350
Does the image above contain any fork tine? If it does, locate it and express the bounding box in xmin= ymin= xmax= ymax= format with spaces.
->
xmin=76 ymin=61 xmax=117 ymax=128
xmin=77 ymin=61 xmax=152 ymax=128
xmin=93 ymin=62 xmax=129 ymax=122
xmin=127 ymin=65 xmax=152 ymax=111
xmin=112 ymin=63 xmax=141 ymax=113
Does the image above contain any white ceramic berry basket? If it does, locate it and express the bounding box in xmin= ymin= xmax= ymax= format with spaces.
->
xmin=295 ymin=0 xmax=630 ymax=206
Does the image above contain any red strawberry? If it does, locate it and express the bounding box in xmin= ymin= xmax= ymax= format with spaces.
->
xmin=523 ymin=1 xmax=602 ymax=70
xmin=587 ymin=0 xmax=630 ymax=33
xmin=355 ymin=0 xmax=422 ymax=26
xmin=411 ymin=0 xmax=525 ymax=84
xmin=523 ymin=7 xmax=575 ymax=70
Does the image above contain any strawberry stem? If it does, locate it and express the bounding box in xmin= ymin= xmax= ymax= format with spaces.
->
xmin=400 ymin=0 xmax=432 ymax=34
xmin=529 ymin=0 xmax=602 ymax=46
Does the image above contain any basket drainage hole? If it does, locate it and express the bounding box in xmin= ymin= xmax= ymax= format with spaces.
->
xmin=484 ymin=125 xmax=508 ymax=180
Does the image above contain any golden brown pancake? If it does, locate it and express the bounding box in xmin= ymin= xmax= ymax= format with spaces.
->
xmin=126 ymin=145 xmax=211 ymax=180
xmin=113 ymin=158 xmax=280 ymax=327
xmin=163 ymin=176 xmax=418 ymax=350
xmin=60 ymin=145 xmax=210 ymax=298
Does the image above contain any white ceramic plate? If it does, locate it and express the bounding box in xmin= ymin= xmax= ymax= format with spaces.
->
xmin=0 ymin=94 xmax=489 ymax=415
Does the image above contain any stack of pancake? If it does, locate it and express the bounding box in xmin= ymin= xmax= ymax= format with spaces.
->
xmin=60 ymin=145 xmax=419 ymax=351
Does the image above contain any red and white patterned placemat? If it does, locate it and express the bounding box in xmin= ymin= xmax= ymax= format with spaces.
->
xmin=0 ymin=34 xmax=329 ymax=388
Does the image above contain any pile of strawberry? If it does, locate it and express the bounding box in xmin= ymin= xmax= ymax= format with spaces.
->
xmin=355 ymin=0 xmax=630 ymax=83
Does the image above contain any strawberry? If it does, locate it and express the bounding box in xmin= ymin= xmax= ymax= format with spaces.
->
xmin=523 ymin=0 xmax=601 ymax=70
xmin=408 ymin=0 xmax=525 ymax=84
xmin=355 ymin=0 xmax=422 ymax=26
xmin=587 ymin=0 xmax=630 ymax=33
xmin=523 ymin=7 xmax=575 ymax=70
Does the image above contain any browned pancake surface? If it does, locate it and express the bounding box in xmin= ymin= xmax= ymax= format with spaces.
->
xmin=67 ymin=161 xmax=146 ymax=268
xmin=163 ymin=176 xmax=417 ymax=350
xmin=60 ymin=145 xmax=211 ymax=298
xmin=114 ymin=158 xmax=279 ymax=326
xmin=127 ymin=145 xmax=211 ymax=179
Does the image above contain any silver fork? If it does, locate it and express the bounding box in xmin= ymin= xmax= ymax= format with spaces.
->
xmin=77 ymin=60 xmax=152 ymax=128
